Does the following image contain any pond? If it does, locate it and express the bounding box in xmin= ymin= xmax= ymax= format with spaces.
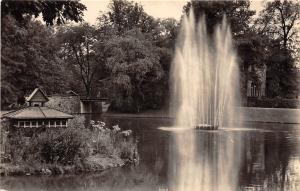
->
xmin=1 ymin=117 xmax=300 ymax=191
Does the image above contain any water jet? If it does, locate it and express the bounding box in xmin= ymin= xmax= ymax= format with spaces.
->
xmin=171 ymin=11 xmax=240 ymax=130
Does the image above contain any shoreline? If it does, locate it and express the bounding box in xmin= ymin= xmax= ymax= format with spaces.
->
xmin=0 ymin=154 xmax=135 ymax=176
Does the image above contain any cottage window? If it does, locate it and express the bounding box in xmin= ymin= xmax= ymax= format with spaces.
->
xmin=62 ymin=121 xmax=67 ymax=127
xmin=38 ymin=121 xmax=43 ymax=127
xmin=50 ymin=121 xmax=55 ymax=127
xmin=25 ymin=121 xmax=30 ymax=128
xmin=19 ymin=121 xmax=25 ymax=127
xmin=55 ymin=121 xmax=61 ymax=127
xmin=45 ymin=121 xmax=50 ymax=127
xmin=19 ymin=121 xmax=23 ymax=127
xmin=31 ymin=121 xmax=37 ymax=127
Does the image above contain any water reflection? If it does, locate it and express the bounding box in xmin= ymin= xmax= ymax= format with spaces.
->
xmin=168 ymin=130 xmax=243 ymax=191
xmin=239 ymin=128 xmax=300 ymax=191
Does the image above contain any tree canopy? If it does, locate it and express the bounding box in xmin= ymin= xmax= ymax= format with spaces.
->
xmin=1 ymin=16 xmax=68 ymax=106
xmin=1 ymin=0 xmax=86 ymax=25
xmin=183 ymin=0 xmax=255 ymax=36
xmin=104 ymin=29 xmax=164 ymax=112
xmin=255 ymin=0 xmax=300 ymax=51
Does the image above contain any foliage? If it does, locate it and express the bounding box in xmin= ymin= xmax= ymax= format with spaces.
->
xmin=38 ymin=127 xmax=90 ymax=164
xmin=265 ymin=44 xmax=299 ymax=98
xmin=1 ymin=16 xmax=68 ymax=107
xmin=1 ymin=0 xmax=86 ymax=25
xmin=155 ymin=18 xmax=179 ymax=49
xmin=183 ymin=0 xmax=256 ymax=35
xmin=2 ymin=119 xmax=138 ymax=171
xmin=255 ymin=0 xmax=300 ymax=97
xmin=90 ymin=121 xmax=138 ymax=161
xmin=3 ymin=127 xmax=89 ymax=165
xmin=57 ymin=23 xmax=108 ymax=97
xmin=1 ymin=0 xmax=177 ymax=111
xmin=255 ymin=0 xmax=300 ymax=51
xmin=104 ymin=29 xmax=164 ymax=112
xmin=104 ymin=0 xmax=159 ymax=34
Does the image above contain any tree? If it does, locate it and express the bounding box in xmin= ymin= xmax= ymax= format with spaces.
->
xmin=183 ymin=0 xmax=255 ymax=36
xmin=255 ymin=0 xmax=300 ymax=97
xmin=1 ymin=16 xmax=67 ymax=107
xmin=104 ymin=0 xmax=158 ymax=34
xmin=95 ymin=0 xmax=178 ymax=110
xmin=1 ymin=0 xmax=86 ymax=25
xmin=57 ymin=23 xmax=108 ymax=97
xmin=104 ymin=29 xmax=164 ymax=112
xmin=155 ymin=18 xmax=179 ymax=49
xmin=255 ymin=0 xmax=300 ymax=51
xmin=265 ymin=41 xmax=299 ymax=98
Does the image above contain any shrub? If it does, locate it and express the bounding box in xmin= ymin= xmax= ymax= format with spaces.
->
xmin=38 ymin=127 xmax=90 ymax=164
xmin=3 ymin=126 xmax=91 ymax=165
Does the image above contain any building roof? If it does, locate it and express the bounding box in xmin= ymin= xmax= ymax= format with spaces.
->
xmin=2 ymin=106 xmax=73 ymax=120
xmin=26 ymin=88 xmax=49 ymax=103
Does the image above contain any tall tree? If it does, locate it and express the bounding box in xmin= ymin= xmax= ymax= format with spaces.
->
xmin=1 ymin=0 xmax=86 ymax=25
xmin=57 ymin=23 xmax=103 ymax=97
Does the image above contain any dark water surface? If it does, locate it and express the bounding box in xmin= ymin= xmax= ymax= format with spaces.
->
xmin=1 ymin=117 xmax=300 ymax=191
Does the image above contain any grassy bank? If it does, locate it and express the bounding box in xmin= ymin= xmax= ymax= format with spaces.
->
xmin=0 ymin=154 xmax=126 ymax=176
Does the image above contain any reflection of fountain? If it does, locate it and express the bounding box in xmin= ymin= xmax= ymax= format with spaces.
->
xmin=171 ymin=11 xmax=240 ymax=129
xmin=168 ymin=131 xmax=243 ymax=191
xmin=169 ymin=10 xmax=242 ymax=191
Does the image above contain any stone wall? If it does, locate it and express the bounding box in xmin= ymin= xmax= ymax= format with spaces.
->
xmin=237 ymin=107 xmax=300 ymax=124
xmin=46 ymin=95 xmax=80 ymax=114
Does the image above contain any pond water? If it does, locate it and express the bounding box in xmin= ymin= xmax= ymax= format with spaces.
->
xmin=1 ymin=117 xmax=300 ymax=191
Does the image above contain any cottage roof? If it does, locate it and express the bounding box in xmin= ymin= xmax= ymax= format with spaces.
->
xmin=2 ymin=106 xmax=73 ymax=120
xmin=26 ymin=88 xmax=49 ymax=103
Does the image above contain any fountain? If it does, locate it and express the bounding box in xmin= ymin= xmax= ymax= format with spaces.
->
xmin=171 ymin=10 xmax=240 ymax=130
xmin=168 ymin=10 xmax=242 ymax=191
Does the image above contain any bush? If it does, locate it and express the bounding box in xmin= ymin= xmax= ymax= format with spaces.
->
xmin=38 ymin=127 xmax=90 ymax=164
xmin=3 ymin=126 xmax=90 ymax=165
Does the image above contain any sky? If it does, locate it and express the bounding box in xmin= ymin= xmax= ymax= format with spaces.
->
xmin=81 ymin=0 xmax=266 ymax=24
